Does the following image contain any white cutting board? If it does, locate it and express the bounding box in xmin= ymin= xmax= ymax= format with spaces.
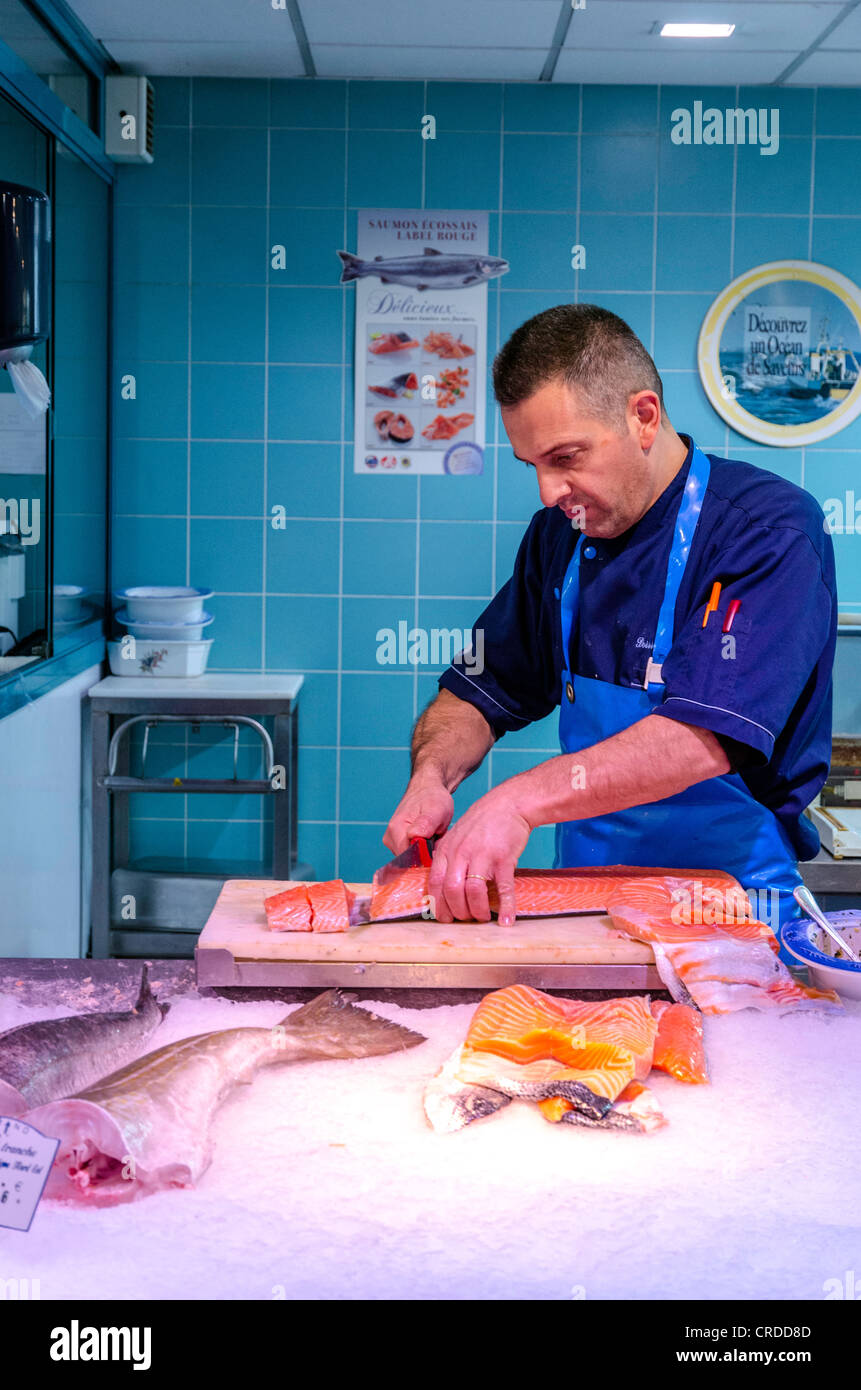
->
xmin=197 ymin=880 xmax=654 ymax=965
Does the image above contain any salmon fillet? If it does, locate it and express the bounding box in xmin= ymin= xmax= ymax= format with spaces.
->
xmin=458 ymin=986 xmax=658 ymax=1106
xmin=370 ymin=859 xmax=841 ymax=1015
xmin=264 ymin=880 xmax=354 ymax=933
xmin=650 ymin=1000 xmax=708 ymax=1084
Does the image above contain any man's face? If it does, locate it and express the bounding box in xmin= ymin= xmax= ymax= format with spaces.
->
xmin=500 ymin=378 xmax=663 ymax=539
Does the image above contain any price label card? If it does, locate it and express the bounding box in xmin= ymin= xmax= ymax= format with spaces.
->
xmin=0 ymin=1116 xmax=59 ymax=1231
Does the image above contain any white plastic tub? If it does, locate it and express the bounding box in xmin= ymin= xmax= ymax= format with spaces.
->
xmin=113 ymin=585 xmax=213 ymax=623
xmin=115 ymin=609 xmax=214 ymax=641
xmin=108 ymin=638 xmax=213 ymax=677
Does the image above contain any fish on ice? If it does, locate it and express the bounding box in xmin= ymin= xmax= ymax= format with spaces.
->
xmin=0 ymin=966 xmax=168 ymax=1118
xmin=26 ymin=990 xmax=425 ymax=1204
xmin=338 ymin=247 xmax=509 ymax=291
xmin=423 ymin=986 xmax=710 ymax=1135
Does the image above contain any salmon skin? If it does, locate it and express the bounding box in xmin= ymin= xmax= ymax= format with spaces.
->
xmin=26 ymin=990 xmax=425 ymax=1205
xmin=371 ymin=861 xmax=841 ymax=1016
xmin=264 ymin=881 xmax=354 ymax=933
xmin=538 ymin=1081 xmax=667 ymax=1133
xmin=0 ymin=967 xmax=168 ymax=1118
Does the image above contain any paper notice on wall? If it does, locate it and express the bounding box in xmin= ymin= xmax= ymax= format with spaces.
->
xmin=0 ymin=391 xmax=47 ymax=475
xmin=345 ymin=209 xmax=508 ymax=476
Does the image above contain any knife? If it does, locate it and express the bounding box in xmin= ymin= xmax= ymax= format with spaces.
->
xmin=373 ymin=834 xmax=436 ymax=886
xmin=348 ymin=836 xmax=437 ymax=927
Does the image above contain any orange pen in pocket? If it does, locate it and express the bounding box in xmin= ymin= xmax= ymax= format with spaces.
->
xmin=702 ymin=581 xmax=722 ymax=629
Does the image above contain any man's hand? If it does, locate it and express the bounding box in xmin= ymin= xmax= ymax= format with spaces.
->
xmin=383 ymin=774 xmax=455 ymax=856
xmin=429 ymin=784 xmax=532 ymax=927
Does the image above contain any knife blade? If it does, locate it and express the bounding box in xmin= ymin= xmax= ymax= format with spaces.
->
xmin=348 ymin=836 xmax=437 ymax=927
xmin=373 ymin=834 xmax=435 ymax=887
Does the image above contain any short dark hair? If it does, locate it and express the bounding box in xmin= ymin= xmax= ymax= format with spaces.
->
xmin=492 ymin=303 xmax=664 ymax=426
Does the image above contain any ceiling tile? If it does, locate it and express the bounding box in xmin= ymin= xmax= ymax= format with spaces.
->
xmin=304 ymin=0 xmax=560 ymax=47
xmin=554 ymin=48 xmax=792 ymax=84
xmin=315 ymin=45 xmax=541 ymax=80
xmin=104 ymin=41 xmax=304 ymax=78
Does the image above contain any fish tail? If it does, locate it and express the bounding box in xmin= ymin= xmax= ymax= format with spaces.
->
xmin=281 ymin=989 xmax=425 ymax=1058
xmin=337 ymin=250 xmax=363 ymax=283
xmin=134 ymin=964 xmax=170 ymax=1020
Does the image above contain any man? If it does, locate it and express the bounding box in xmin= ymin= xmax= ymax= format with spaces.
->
xmin=384 ymin=305 xmax=837 ymax=929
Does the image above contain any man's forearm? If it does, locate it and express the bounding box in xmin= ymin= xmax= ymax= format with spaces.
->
xmin=411 ymin=690 xmax=495 ymax=792
xmin=505 ymin=715 xmax=731 ymax=827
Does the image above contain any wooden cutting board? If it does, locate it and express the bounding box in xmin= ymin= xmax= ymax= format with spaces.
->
xmin=197 ymin=879 xmax=654 ymax=965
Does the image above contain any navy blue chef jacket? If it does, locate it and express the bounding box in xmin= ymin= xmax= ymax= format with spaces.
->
xmin=438 ymin=436 xmax=838 ymax=860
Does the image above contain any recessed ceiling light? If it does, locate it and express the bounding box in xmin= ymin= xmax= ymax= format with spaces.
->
xmin=660 ymin=23 xmax=736 ymax=38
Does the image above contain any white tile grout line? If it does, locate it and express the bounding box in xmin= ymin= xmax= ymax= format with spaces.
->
xmin=488 ymin=82 xmax=508 ymax=792
xmin=260 ymin=79 xmax=272 ymax=863
xmin=725 ymin=85 xmax=740 ymax=459
xmin=335 ymin=81 xmax=349 ymax=877
xmin=413 ymin=81 xmax=427 ymax=727
xmin=803 ymin=87 xmax=819 ymax=495
xmin=574 ymin=83 xmax=582 ymax=307
xmin=183 ymin=78 xmax=195 ymax=862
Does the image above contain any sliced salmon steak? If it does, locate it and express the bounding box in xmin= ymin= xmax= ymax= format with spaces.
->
xmin=650 ymin=1001 xmax=708 ymax=1084
xmin=264 ymin=880 xmax=354 ymax=933
xmin=307 ymin=880 xmax=355 ymax=933
xmin=264 ymin=884 xmax=313 ymax=932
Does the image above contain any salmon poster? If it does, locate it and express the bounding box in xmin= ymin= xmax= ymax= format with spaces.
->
xmin=341 ymin=209 xmax=508 ymax=475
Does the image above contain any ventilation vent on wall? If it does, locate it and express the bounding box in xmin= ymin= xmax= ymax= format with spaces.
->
xmin=105 ymin=76 xmax=154 ymax=165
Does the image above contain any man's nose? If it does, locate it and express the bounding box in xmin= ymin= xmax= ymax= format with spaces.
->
xmin=536 ymin=468 xmax=570 ymax=509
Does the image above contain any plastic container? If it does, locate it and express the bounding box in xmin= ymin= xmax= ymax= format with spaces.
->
xmin=108 ymin=638 xmax=213 ymax=678
xmin=115 ymin=609 xmax=214 ymax=641
xmin=113 ymin=586 xmax=213 ymax=624
xmin=782 ymin=910 xmax=861 ymax=1000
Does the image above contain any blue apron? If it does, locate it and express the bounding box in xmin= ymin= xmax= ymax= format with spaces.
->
xmin=554 ymin=442 xmax=802 ymax=938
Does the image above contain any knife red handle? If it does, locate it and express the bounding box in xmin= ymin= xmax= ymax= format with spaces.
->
xmin=410 ymin=836 xmax=433 ymax=867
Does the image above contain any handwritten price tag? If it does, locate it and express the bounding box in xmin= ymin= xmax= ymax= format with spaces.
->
xmin=0 ymin=1115 xmax=59 ymax=1231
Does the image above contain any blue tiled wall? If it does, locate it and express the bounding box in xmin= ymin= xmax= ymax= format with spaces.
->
xmin=112 ymin=78 xmax=861 ymax=881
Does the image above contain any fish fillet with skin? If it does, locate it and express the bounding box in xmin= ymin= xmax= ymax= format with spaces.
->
xmin=606 ymin=889 xmax=841 ymax=1014
xmin=372 ymin=861 xmax=842 ymax=1015
xmin=423 ymin=987 xmax=659 ymax=1132
xmin=0 ymin=967 xmax=168 ymax=1118
xmin=368 ymin=863 xmax=745 ymax=924
xmin=26 ymin=990 xmax=425 ymax=1205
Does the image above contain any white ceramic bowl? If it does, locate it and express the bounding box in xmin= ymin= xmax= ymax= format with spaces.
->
xmin=115 ymin=609 xmax=214 ymax=641
xmin=108 ymin=639 xmax=213 ymax=678
xmin=782 ymin=911 xmax=861 ymax=1000
xmin=54 ymin=584 xmax=90 ymax=622
xmin=113 ymin=586 xmax=213 ymax=624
